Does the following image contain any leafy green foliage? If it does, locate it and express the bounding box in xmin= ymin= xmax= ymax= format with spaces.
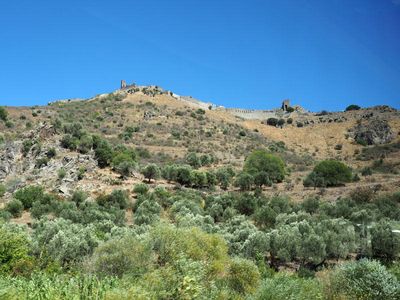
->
xmin=32 ymin=218 xmax=99 ymax=266
xmin=0 ymin=224 xmax=30 ymax=274
xmin=329 ymin=259 xmax=400 ymax=299
xmin=5 ymin=199 xmax=24 ymax=218
xmin=141 ymin=164 xmax=161 ymax=182
xmin=371 ymin=219 xmax=400 ymax=263
xmin=304 ymin=159 xmax=352 ymax=187
xmin=345 ymin=104 xmax=361 ymax=111
xmin=0 ymin=106 xmax=8 ymax=121
xmin=244 ymin=150 xmax=285 ymax=182
xmin=14 ymin=185 xmax=45 ymax=209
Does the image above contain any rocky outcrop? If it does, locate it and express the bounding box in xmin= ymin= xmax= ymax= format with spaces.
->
xmin=349 ymin=119 xmax=394 ymax=145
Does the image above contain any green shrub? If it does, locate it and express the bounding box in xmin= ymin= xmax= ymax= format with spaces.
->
xmin=253 ymin=273 xmax=323 ymax=300
xmin=14 ymin=185 xmax=44 ymax=209
xmin=60 ymin=134 xmax=79 ymax=150
xmin=0 ymin=184 xmax=5 ymax=197
xmin=46 ymin=148 xmax=57 ymax=158
xmin=22 ymin=140 xmax=33 ymax=156
xmin=35 ymin=157 xmax=49 ymax=168
xmin=345 ymin=104 xmax=361 ymax=111
xmin=91 ymin=236 xmax=153 ymax=277
xmin=96 ymin=190 xmax=129 ymax=209
xmin=286 ymin=106 xmax=295 ymax=113
xmin=78 ymin=135 xmax=93 ymax=154
xmin=244 ymin=150 xmax=285 ymax=183
xmin=5 ymin=199 xmax=24 ymax=218
xmin=234 ymin=172 xmax=254 ymax=191
xmin=133 ymin=183 xmax=149 ymax=195
xmin=266 ymin=118 xmax=278 ymax=127
xmin=58 ymin=168 xmax=67 ymax=180
xmin=329 ymin=259 xmax=400 ymax=299
xmin=5 ymin=121 xmax=14 ymax=128
xmin=226 ymin=257 xmax=260 ymax=294
xmin=0 ymin=106 xmax=8 ymax=121
xmin=0 ymin=224 xmax=31 ymax=274
xmin=141 ymin=164 xmax=161 ymax=182
xmin=94 ymin=139 xmax=113 ymax=168
xmin=33 ymin=218 xmax=98 ymax=265
xmin=371 ymin=220 xmax=400 ymax=263
xmin=304 ymin=160 xmax=352 ymax=187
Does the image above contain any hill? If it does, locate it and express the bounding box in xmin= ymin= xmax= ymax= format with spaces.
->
xmin=0 ymin=83 xmax=399 ymax=299
xmin=1 ymin=83 xmax=399 ymax=204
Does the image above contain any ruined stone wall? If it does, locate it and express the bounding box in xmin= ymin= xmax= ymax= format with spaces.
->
xmin=216 ymin=108 xmax=280 ymax=120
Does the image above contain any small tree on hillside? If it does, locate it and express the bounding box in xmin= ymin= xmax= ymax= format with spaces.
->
xmin=142 ymin=164 xmax=161 ymax=183
xmin=234 ymin=173 xmax=254 ymax=191
xmin=244 ymin=150 xmax=285 ymax=183
xmin=303 ymin=160 xmax=352 ymax=187
xmin=345 ymin=104 xmax=361 ymax=111
xmin=0 ymin=106 xmax=8 ymax=121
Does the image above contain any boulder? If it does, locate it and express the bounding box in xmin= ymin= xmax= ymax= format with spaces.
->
xmin=350 ymin=119 xmax=394 ymax=145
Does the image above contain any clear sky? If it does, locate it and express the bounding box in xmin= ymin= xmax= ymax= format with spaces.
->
xmin=0 ymin=0 xmax=399 ymax=111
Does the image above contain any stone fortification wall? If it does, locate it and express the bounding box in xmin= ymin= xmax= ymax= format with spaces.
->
xmin=216 ymin=108 xmax=280 ymax=120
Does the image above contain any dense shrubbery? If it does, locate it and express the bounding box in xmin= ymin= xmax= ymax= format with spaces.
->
xmin=0 ymin=106 xmax=8 ymax=121
xmin=345 ymin=104 xmax=361 ymax=111
xmin=244 ymin=150 xmax=285 ymax=183
xmin=304 ymin=159 xmax=352 ymax=187
xmin=0 ymin=120 xmax=399 ymax=299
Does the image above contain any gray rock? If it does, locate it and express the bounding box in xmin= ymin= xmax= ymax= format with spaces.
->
xmin=350 ymin=119 xmax=394 ymax=145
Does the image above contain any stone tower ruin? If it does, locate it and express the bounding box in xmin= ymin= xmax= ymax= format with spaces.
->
xmin=281 ymin=99 xmax=290 ymax=111
xmin=121 ymin=80 xmax=127 ymax=89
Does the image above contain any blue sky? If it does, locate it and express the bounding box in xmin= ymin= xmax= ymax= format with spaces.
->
xmin=0 ymin=0 xmax=399 ymax=111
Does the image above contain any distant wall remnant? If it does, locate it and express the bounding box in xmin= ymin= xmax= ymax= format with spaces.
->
xmin=121 ymin=80 xmax=127 ymax=89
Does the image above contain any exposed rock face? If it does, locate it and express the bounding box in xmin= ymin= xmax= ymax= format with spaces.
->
xmin=350 ymin=119 xmax=394 ymax=145
xmin=0 ymin=142 xmax=20 ymax=179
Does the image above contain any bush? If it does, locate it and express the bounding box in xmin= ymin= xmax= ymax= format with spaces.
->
xmin=5 ymin=199 xmax=24 ymax=218
xmin=371 ymin=220 xmax=400 ymax=263
xmin=286 ymin=106 xmax=295 ymax=113
xmin=60 ymin=134 xmax=79 ymax=150
xmin=58 ymin=168 xmax=67 ymax=179
xmin=254 ymin=274 xmax=322 ymax=300
xmin=287 ymin=118 xmax=293 ymax=124
xmin=46 ymin=148 xmax=57 ymax=158
xmin=345 ymin=104 xmax=361 ymax=111
xmin=14 ymin=185 xmax=44 ymax=209
xmin=277 ymin=119 xmax=285 ymax=126
xmin=133 ymin=183 xmax=149 ymax=195
xmin=35 ymin=157 xmax=49 ymax=168
xmin=329 ymin=259 xmax=400 ymax=299
xmin=93 ymin=138 xmax=114 ymax=168
xmin=33 ymin=218 xmax=98 ymax=266
xmin=22 ymin=140 xmax=33 ymax=156
xmin=304 ymin=160 xmax=352 ymax=187
xmin=114 ymin=160 xmax=136 ymax=178
xmin=0 ymin=225 xmax=31 ymax=274
xmin=141 ymin=164 xmax=161 ymax=182
xmin=0 ymin=184 xmax=5 ymax=197
xmin=91 ymin=236 xmax=153 ymax=277
xmin=226 ymin=257 xmax=260 ymax=294
xmin=234 ymin=172 xmax=254 ymax=191
xmin=96 ymin=190 xmax=129 ymax=209
xmin=0 ymin=106 xmax=8 ymax=121
xmin=266 ymin=118 xmax=278 ymax=127
xmin=244 ymin=150 xmax=285 ymax=183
